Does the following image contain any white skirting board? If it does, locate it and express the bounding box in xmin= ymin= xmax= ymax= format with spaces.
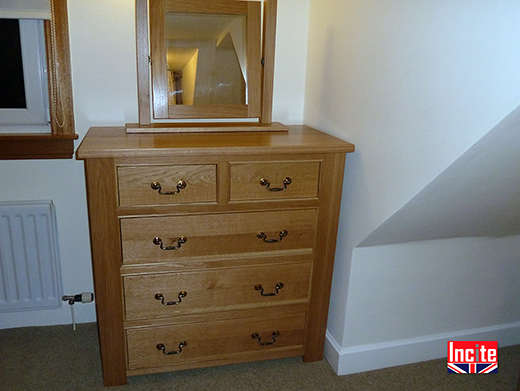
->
xmin=324 ymin=321 xmax=520 ymax=375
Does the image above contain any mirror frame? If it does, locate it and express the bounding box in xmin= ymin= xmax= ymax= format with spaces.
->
xmin=135 ymin=0 xmax=278 ymax=129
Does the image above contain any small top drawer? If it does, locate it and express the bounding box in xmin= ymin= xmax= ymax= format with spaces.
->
xmin=117 ymin=165 xmax=217 ymax=206
xmin=230 ymin=161 xmax=320 ymax=201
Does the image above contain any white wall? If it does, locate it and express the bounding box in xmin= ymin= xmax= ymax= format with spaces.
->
xmin=305 ymin=0 xmax=520 ymax=373
xmin=325 ymin=236 xmax=520 ymax=374
xmin=345 ymin=236 xmax=520 ymax=346
xmin=0 ymin=0 xmax=310 ymax=329
xmin=272 ymin=0 xmax=310 ymax=124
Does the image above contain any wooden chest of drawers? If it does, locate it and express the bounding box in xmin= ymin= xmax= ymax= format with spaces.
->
xmin=77 ymin=125 xmax=354 ymax=386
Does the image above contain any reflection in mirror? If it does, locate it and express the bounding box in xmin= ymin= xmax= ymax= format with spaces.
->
xmin=166 ymin=13 xmax=247 ymax=106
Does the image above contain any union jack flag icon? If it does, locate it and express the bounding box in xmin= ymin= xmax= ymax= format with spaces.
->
xmin=447 ymin=363 xmax=498 ymax=374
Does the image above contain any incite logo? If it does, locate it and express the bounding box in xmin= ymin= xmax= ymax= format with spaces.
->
xmin=447 ymin=341 xmax=498 ymax=374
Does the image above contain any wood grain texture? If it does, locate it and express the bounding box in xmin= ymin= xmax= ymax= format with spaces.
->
xmin=230 ymin=161 xmax=320 ymax=201
xmin=136 ymin=0 xmax=151 ymax=125
xmin=126 ymin=312 xmax=306 ymax=370
xmin=117 ymin=164 xmax=217 ymax=206
xmin=303 ymin=152 xmax=347 ymax=362
xmin=84 ymin=159 xmax=127 ymax=386
xmin=126 ymin=122 xmax=288 ymax=133
xmin=260 ymin=0 xmax=277 ymax=124
xmin=77 ymin=126 xmax=355 ymax=385
xmin=76 ymin=125 xmax=355 ymax=159
xmin=246 ymin=1 xmax=262 ymax=118
xmin=0 ymin=134 xmax=77 ymax=159
xmin=127 ymin=344 xmax=304 ymax=376
xmin=123 ymin=262 xmax=311 ymax=319
xmin=120 ymin=253 xmax=315 ymax=277
xmin=167 ymin=104 xmax=248 ymax=119
xmin=120 ymin=209 xmax=317 ymax=264
xmin=163 ymin=0 xmax=247 ymax=14
xmin=46 ymin=0 xmax=75 ymax=136
xmin=149 ymin=0 xmax=168 ymax=119
xmin=216 ymin=161 xmax=231 ymax=204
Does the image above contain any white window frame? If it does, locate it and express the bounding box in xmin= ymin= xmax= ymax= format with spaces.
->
xmin=1 ymin=19 xmax=51 ymax=134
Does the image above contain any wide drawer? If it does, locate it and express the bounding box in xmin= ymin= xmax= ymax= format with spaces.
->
xmin=124 ymin=262 xmax=311 ymax=320
xmin=126 ymin=313 xmax=306 ymax=370
xmin=230 ymin=161 xmax=320 ymax=201
xmin=117 ymin=165 xmax=217 ymax=206
xmin=120 ymin=209 xmax=317 ymax=264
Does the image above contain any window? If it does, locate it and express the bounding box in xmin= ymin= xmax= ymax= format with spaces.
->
xmin=0 ymin=19 xmax=50 ymax=133
xmin=0 ymin=0 xmax=77 ymax=159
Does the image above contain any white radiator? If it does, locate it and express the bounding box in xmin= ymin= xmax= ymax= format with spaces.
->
xmin=0 ymin=200 xmax=62 ymax=312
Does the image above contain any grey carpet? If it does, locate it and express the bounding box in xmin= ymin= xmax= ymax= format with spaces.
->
xmin=0 ymin=323 xmax=518 ymax=390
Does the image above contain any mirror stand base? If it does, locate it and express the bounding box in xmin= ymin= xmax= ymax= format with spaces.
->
xmin=125 ymin=122 xmax=288 ymax=134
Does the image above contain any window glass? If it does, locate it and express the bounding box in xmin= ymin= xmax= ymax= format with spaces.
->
xmin=0 ymin=19 xmax=27 ymax=109
xmin=0 ymin=18 xmax=50 ymax=133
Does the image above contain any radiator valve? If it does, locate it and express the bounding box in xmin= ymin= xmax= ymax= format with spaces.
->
xmin=62 ymin=292 xmax=94 ymax=331
xmin=62 ymin=292 xmax=94 ymax=305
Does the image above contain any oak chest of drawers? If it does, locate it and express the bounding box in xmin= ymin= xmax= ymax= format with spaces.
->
xmin=77 ymin=125 xmax=354 ymax=386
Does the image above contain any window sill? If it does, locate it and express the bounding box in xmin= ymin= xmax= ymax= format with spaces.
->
xmin=0 ymin=133 xmax=79 ymax=160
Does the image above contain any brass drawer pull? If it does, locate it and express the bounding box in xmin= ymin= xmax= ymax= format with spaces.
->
xmin=251 ymin=331 xmax=280 ymax=346
xmin=153 ymin=236 xmax=186 ymax=250
xmin=254 ymin=283 xmax=284 ymax=296
xmin=155 ymin=291 xmax=187 ymax=306
xmin=260 ymin=177 xmax=292 ymax=192
xmin=151 ymin=180 xmax=187 ymax=195
xmin=256 ymin=229 xmax=288 ymax=243
xmin=156 ymin=341 xmax=187 ymax=355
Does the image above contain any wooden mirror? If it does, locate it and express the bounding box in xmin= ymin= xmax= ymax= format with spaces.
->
xmin=131 ymin=0 xmax=285 ymax=133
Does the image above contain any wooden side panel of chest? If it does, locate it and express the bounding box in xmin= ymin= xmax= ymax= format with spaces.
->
xmin=84 ymin=158 xmax=127 ymax=387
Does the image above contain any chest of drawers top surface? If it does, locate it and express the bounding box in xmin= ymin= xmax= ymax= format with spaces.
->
xmin=76 ymin=125 xmax=354 ymax=159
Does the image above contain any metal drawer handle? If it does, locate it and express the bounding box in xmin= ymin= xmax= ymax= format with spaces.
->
xmin=153 ymin=236 xmax=186 ymax=250
xmin=256 ymin=230 xmax=288 ymax=243
xmin=251 ymin=331 xmax=280 ymax=346
xmin=151 ymin=180 xmax=187 ymax=195
xmin=156 ymin=341 xmax=187 ymax=355
xmin=260 ymin=177 xmax=292 ymax=192
xmin=155 ymin=291 xmax=187 ymax=306
xmin=254 ymin=283 xmax=284 ymax=296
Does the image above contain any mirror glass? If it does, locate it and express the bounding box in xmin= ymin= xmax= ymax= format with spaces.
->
xmin=141 ymin=0 xmax=270 ymax=122
xmin=165 ymin=13 xmax=247 ymax=106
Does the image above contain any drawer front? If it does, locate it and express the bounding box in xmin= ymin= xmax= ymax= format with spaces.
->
xmin=120 ymin=209 xmax=317 ymax=264
xmin=126 ymin=313 xmax=306 ymax=370
xmin=230 ymin=161 xmax=320 ymax=201
xmin=124 ymin=262 xmax=312 ymax=320
xmin=117 ymin=165 xmax=217 ymax=206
